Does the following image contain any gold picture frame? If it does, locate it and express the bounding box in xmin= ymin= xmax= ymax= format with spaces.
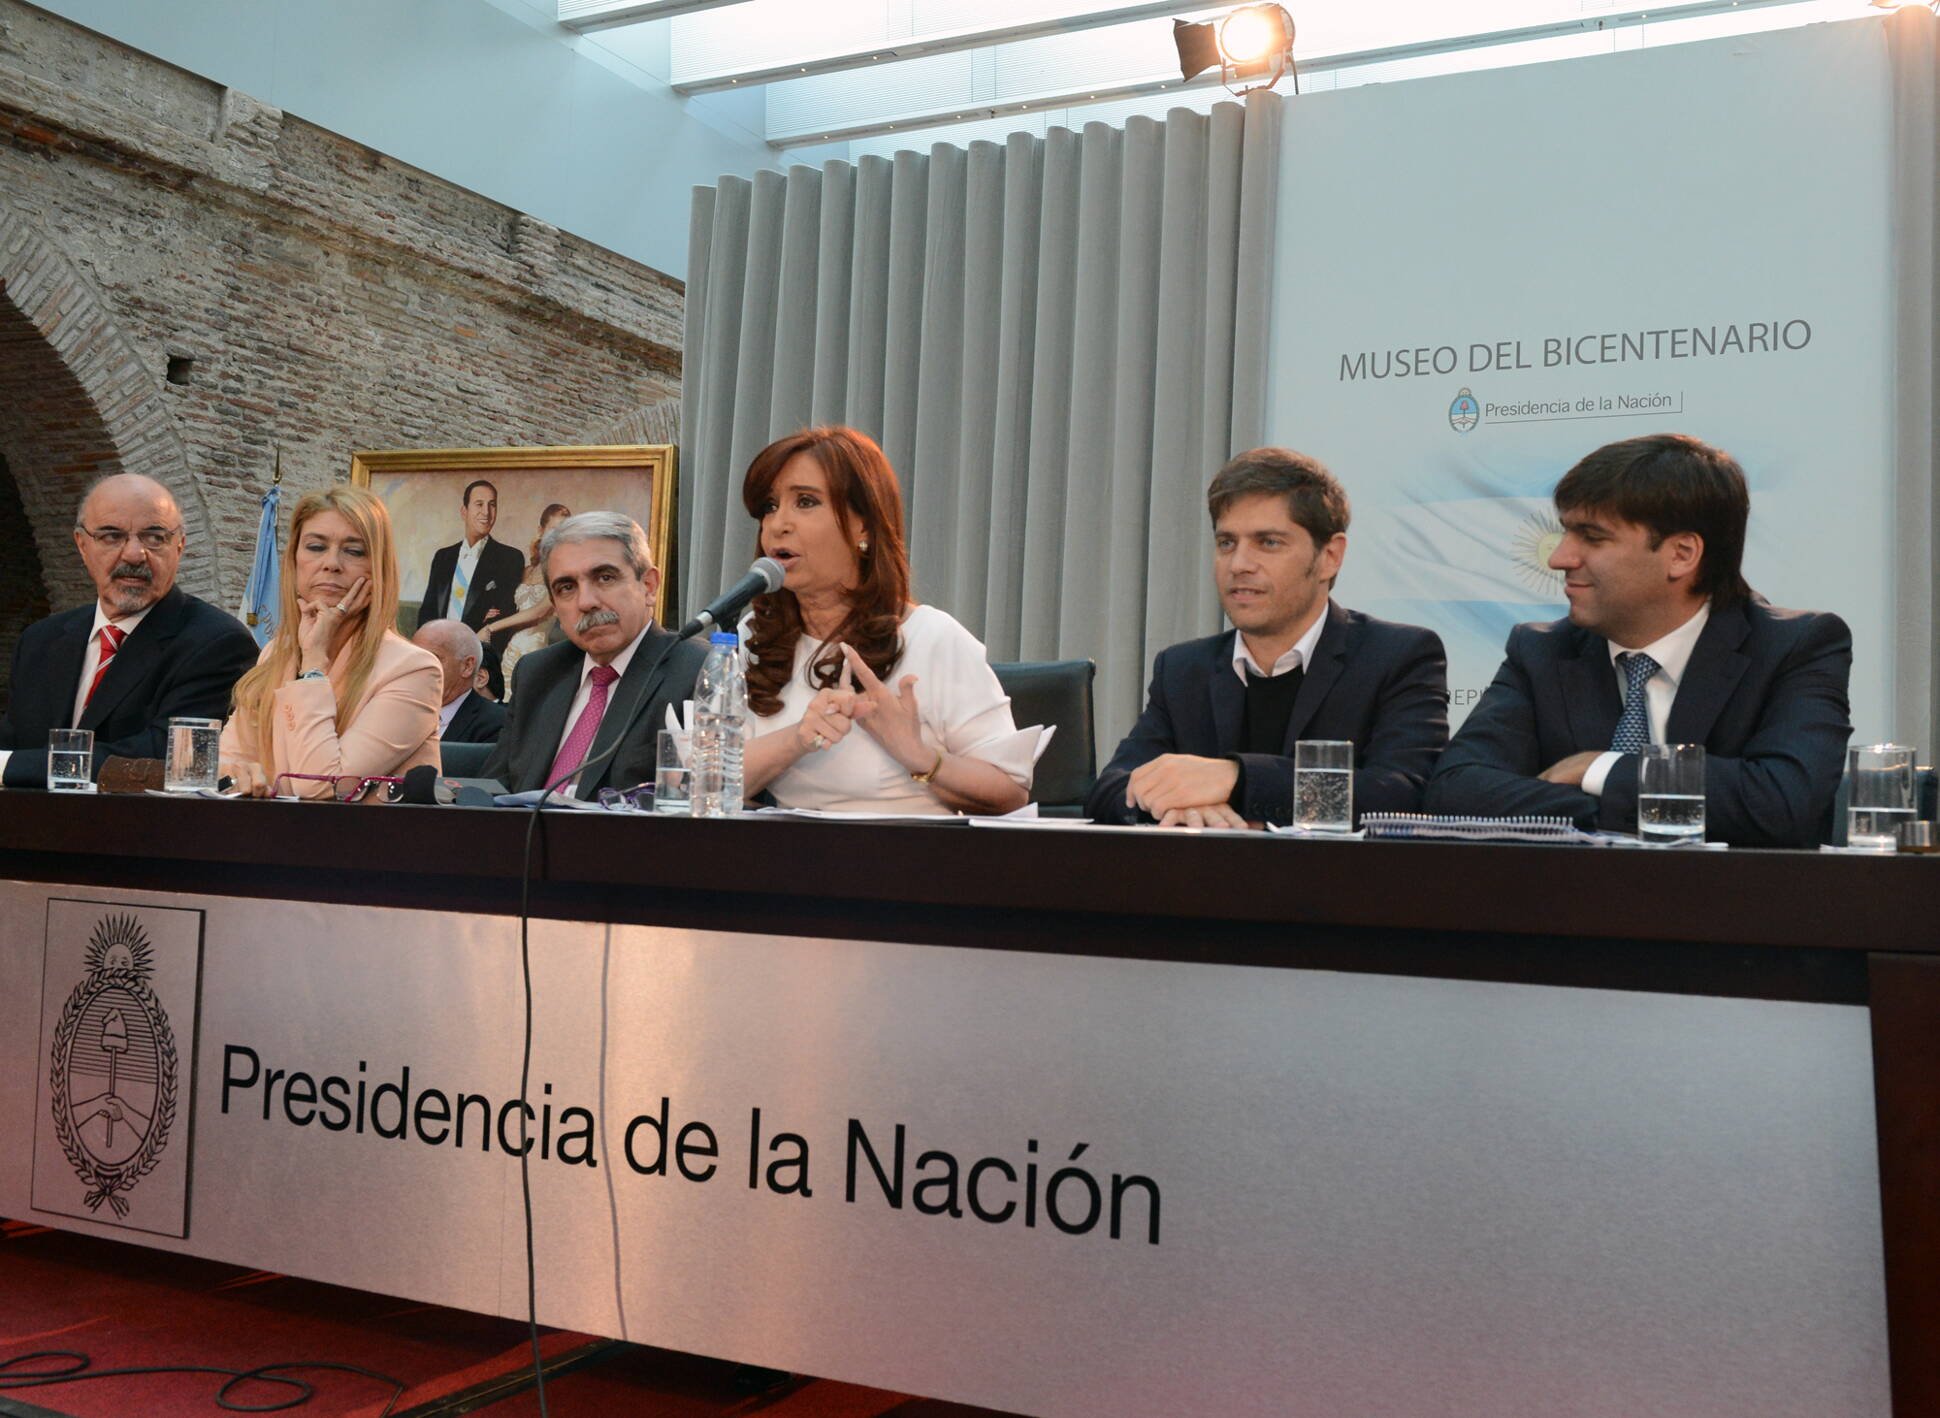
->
xmin=349 ymin=445 xmax=678 ymax=631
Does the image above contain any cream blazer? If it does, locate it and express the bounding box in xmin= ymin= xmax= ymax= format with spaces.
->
xmin=220 ymin=630 xmax=441 ymax=800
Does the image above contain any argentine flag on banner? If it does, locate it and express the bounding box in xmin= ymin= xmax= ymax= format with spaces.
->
xmin=1353 ymin=455 xmax=1570 ymax=649
xmin=238 ymin=485 xmax=281 ymax=647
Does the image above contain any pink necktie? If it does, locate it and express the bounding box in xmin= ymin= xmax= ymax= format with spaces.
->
xmin=84 ymin=624 xmax=127 ymax=706
xmin=546 ymin=664 xmax=620 ymax=790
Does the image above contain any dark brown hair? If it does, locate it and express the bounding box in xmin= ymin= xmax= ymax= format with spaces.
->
xmin=740 ymin=426 xmax=912 ymax=718
xmin=1553 ymin=433 xmax=1751 ymax=606
xmin=1207 ymin=447 xmax=1351 ymax=544
xmin=1207 ymin=447 xmax=1350 ymax=589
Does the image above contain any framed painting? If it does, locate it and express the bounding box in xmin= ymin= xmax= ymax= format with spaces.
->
xmin=349 ymin=445 xmax=677 ymax=641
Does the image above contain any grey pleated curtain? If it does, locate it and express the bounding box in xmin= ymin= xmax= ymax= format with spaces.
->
xmin=681 ymin=92 xmax=1282 ymax=750
xmin=1889 ymin=4 xmax=1939 ymax=755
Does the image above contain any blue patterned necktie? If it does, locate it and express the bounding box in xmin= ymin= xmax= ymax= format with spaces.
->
xmin=1610 ymin=651 xmax=1660 ymax=752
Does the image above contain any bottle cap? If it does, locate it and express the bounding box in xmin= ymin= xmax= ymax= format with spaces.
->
xmin=709 ymin=631 xmax=739 ymax=646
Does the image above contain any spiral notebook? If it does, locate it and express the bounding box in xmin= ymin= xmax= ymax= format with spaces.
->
xmin=1358 ymin=812 xmax=1597 ymax=843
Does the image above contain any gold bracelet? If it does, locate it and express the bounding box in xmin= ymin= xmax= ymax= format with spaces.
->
xmin=910 ymin=748 xmax=945 ymax=784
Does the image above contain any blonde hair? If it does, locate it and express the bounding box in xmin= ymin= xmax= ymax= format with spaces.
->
xmin=230 ymin=484 xmax=401 ymax=753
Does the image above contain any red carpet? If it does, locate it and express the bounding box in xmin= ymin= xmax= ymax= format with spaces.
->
xmin=0 ymin=1219 xmax=595 ymax=1417
xmin=0 ymin=1222 xmax=1018 ymax=1418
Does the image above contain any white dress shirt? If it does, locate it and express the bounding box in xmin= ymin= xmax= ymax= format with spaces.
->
xmin=1583 ymin=600 xmax=1711 ymax=797
xmin=0 ymin=602 xmax=157 ymax=779
xmin=551 ymin=625 xmax=650 ymax=767
xmin=449 ymin=537 xmax=486 ymax=619
xmin=1231 ymin=609 xmax=1328 ymax=683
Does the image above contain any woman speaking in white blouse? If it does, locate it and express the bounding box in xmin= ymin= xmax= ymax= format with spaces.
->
xmin=738 ymin=426 xmax=1036 ymax=815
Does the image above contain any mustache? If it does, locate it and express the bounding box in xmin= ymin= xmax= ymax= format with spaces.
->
xmin=112 ymin=562 xmax=154 ymax=582
xmin=575 ymin=609 xmax=621 ymax=634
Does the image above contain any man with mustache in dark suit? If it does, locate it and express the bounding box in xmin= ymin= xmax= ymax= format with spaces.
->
xmin=484 ymin=511 xmax=705 ymax=799
xmin=0 ymin=473 xmax=256 ymax=788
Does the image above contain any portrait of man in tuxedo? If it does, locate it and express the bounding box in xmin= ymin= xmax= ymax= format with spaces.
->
xmin=414 ymin=479 xmax=524 ymax=697
xmin=412 ymin=618 xmax=506 ymax=744
xmin=0 ymin=473 xmax=257 ymax=788
xmin=483 ymin=511 xmax=706 ymax=799
xmin=1425 ymin=433 xmax=1852 ymax=846
xmin=1087 ymin=448 xmax=1449 ymax=827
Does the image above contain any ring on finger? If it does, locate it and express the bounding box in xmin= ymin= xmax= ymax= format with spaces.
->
xmin=811 ymin=731 xmax=829 ymax=750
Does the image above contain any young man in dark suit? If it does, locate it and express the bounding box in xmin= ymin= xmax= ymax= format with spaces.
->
xmin=415 ymin=479 xmax=525 ymax=697
xmin=0 ymin=473 xmax=257 ymax=788
xmin=1424 ymin=433 xmax=1851 ymax=847
xmin=484 ymin=511 xmax=705 ymax=799
xmin=412 ymin=619 xmax=507 ymax=745
xmin=1087 ymin=448 xmax=1449 ymax=827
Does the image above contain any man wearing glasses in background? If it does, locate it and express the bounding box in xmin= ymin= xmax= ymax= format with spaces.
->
xmin=0 ymin=473 xmax=256 ymax=788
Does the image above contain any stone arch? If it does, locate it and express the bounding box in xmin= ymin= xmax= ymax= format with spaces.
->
xmin=0 ymin=203 xmax=221 ymax=609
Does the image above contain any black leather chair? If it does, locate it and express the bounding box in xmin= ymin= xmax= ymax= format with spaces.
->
xmin=990 ymin=660 xmax=1096 ymax=816
xmin=440 ymin=740 xmax=496 ymax=779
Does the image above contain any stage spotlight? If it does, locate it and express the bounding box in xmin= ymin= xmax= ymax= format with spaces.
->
xmin=1219 ymin=6 xmax=1284 ymax=64
xmin=1172 ymin=5 xmax=1296 ymax=94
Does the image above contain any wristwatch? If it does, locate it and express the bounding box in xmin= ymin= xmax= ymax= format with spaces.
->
xmin=910 ymin=748 xmax=945 ymax=784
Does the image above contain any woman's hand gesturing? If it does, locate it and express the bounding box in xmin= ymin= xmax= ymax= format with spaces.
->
xmin=839 ymin=642 xmax=930 ymax=774
xmin=296 ymin=576 xmax=370 ymax=675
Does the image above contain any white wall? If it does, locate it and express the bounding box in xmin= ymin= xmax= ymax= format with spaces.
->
xmin=1265 ymin=15 xmax=1900 ymax=742
xmin=25 ymin=0 xmax=783 ymax=280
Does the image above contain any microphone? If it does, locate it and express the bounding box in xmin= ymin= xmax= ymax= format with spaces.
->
xmin=675 ymin=557 xmax=783 ymax=641
xmin=398 ymin=764 xmax=451 ymax=805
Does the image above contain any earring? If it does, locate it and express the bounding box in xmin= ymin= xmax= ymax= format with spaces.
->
xmin=858 ymin=538 xmax=870 ymax=554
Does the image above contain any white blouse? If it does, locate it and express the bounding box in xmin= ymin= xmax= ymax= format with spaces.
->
xmin=746 ymin=605 xmax=1038 ymax=814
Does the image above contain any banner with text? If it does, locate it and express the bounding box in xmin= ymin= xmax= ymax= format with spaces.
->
xmin=1266 ymin=18 xmax=1897 ymax=734
xmin=0 ymin=881 xmax=1889 ymax=1418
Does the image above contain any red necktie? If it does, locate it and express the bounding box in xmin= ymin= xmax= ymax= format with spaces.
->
xmin=546 ymin=664 xmax=620 ymax=790
xmin=84 ymin=625 xmax=127 ymax=706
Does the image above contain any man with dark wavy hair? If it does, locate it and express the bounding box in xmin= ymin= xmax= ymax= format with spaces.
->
xmin=1426 ymin=433 xmax=1852 ymax=846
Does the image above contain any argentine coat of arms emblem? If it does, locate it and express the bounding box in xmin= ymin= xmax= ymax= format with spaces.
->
xmin=48 ymin=913 xmax=179 ymax=1218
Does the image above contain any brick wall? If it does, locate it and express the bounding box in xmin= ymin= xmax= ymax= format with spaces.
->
xmin=0 ymin=0 xmax=685 ymax=627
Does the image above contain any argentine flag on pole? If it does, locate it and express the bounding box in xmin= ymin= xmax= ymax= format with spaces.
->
xmin=238 ymin=483 xmax=281 ymax=647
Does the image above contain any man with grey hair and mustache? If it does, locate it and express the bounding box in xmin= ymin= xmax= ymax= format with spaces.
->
xmin=482 ymin=511 xmax=706 ymax=798
xmin=0 ymin=472 xmax=256 ymax=788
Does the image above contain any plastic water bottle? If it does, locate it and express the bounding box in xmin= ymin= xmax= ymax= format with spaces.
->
xmin=690 ymin=631 xmax=745 ymax=818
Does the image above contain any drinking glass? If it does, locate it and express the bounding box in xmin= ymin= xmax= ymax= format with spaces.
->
xmin=653 ymin=729 xmax=692 ymax=816
xmin=1293 ymin=740 xmax=1353 ymax=833
xmin=1848 ymin=743 xmax=1916 ymax=851
xmin=164 ymin=716 xmax=222 ymax=792
xmin=1637 ymin=743 xmax=1705 ymax=844
xmin=47 ymin=728 xmax=95 ymax=793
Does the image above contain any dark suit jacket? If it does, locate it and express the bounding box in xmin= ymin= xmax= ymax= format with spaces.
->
xmin=0 ymin=586 xmax=258 ymax=788
xmin=416 ymin=537 xmax=526 ymax=698
xmin=1423 ymin=597 xmax=1852 ymax=847
xmin=444 ymin=690 xmax=507 ymax=745
xmin=1086 ymin=602 xmax=1450 ymax=825
xmin=483 ymin=626 xmax=708 ymax=799
xmin=415 ymin=537 xmax=525 ymax=633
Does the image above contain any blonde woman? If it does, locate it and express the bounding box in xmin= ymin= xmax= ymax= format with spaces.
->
xmin=220 ymin=485 xmax=441 ymax=799
xmin=479 ymin=501 xmax=570 ymax=698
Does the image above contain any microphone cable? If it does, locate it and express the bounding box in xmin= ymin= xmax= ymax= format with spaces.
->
xmin=511 ymin=630 xmax=682 ymax=1417
xmin=0 ymin=1350 xmax=405 ymax=1413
